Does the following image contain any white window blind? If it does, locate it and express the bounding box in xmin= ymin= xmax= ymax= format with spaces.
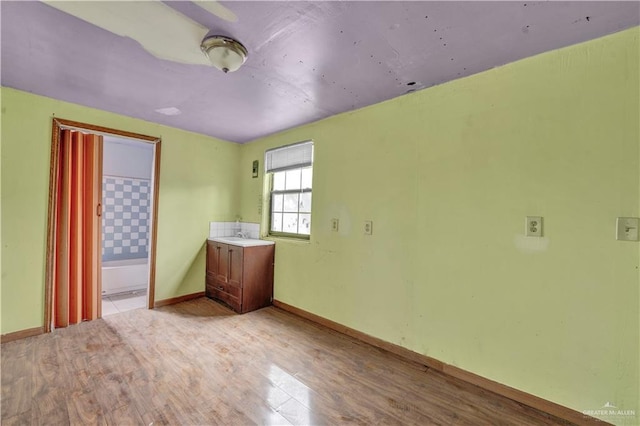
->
xmin=265 ymin=141 xmax=313 ymax=173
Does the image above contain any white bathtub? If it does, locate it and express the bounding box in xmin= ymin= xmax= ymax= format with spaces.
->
xmin=101 ymin=258 xmax=148 ymax=296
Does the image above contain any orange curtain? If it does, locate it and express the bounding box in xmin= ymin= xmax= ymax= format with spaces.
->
xmin=53 ymin=130 xmax=103 ymax=328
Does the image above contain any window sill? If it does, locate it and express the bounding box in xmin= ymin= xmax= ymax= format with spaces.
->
xmin=263 ymin=235 xmax=311 ymax=245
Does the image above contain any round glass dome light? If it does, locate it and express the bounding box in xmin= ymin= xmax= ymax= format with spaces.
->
xmin=200 ymin=35 xmax=248 ymax=73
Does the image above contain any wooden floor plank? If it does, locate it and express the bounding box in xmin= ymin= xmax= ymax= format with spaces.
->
xmin=1 ymin=298 xmax=573 ymax=425
xmin=104 ymin=403 xmax=145 ymax=425
xmin=1 ymin=334 xmax=34 ymax=421
xmin=30 ymin=387 xmax=71 ymax=425
xmin=65 ymin=389 xmax=107 ymax=425
xmin=2 ymin=409 xmax=32 ymax=426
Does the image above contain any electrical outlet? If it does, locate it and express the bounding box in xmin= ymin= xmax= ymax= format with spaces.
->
xmin=525 ymin=216 xmax=542 ymax=237
xmin=331 ymin=218 xmax=339 ymax=232
xmin=364 ymin=220 xmax=373 ymax=235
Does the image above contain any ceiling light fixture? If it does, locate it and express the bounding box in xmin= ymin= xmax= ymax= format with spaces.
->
xmin=200 ymin=35 xmax=248 ymax=73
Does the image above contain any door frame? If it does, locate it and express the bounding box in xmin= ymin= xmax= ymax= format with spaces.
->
xmin=44 ymin=118 xmax=162 ymax=332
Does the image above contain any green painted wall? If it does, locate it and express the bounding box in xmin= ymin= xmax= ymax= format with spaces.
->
xmin=0 ymin=95 xmax=3 ymax=335
xmin=0 ymin=88 xmax=241 ymax=334
xmin=239 ymin=28 xmax=640 ymax=422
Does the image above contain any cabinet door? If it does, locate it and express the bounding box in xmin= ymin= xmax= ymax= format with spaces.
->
xmin=206 ymin=241 xmax=219 ymax=278
xmin=217 ymin=243 xmax=229 ymax=282
xmin=228 ymin=245 xmax=244 ymax=288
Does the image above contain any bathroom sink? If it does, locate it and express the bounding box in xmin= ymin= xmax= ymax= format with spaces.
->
xmin=209 ymin=236 xmax=275 ymax=247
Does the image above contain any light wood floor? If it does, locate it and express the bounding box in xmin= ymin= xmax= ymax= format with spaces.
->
xmin=2 ymin=297 xmax=572 ymax=425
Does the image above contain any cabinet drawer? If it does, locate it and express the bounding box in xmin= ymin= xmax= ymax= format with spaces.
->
xmin=208 ymin=287 xmax=241 ymax=312
xmin=207 ymin=280 xmax=240 ymax=298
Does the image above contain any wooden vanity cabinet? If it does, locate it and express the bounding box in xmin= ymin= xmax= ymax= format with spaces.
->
xmin=205 ymin=241 xmax=274 ymax=314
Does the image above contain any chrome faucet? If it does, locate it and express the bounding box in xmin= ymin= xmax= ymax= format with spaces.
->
xmin=236 ymin=231 xmax=249 ymax=239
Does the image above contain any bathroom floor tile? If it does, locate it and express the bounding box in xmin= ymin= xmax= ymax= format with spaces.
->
xmin=111 ymin=295 xmax=147 ymax=312
xmin=102 ymin=291 xmax=147 ymax=316
xmin=101 ymin=300 xmax=120 ymax=317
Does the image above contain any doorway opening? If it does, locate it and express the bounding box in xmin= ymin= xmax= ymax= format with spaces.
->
xmin=100 ymin=136 xmax=155 ymax=316
xmin=44 ymin=118 xmax=161 ymax=332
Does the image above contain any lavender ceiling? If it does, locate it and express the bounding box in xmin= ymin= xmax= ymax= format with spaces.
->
xmin=2 ymin=1 xmax=638 ymax=143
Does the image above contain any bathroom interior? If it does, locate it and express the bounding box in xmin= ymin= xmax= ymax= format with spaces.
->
xmin=101 ymin=136 xmax=154 ymax=316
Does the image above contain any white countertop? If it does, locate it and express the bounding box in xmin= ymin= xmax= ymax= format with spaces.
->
xmin=208 ymin=237 xmax=275 ymax=247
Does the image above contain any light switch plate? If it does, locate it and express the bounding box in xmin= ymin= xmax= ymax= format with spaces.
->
xmin=331 ymin=218 xmax=339 ymax=232
xmin=616 ymin=217 xmax=639 ymax=241
xmin=525 ymin=216 xmax=543 ymax=237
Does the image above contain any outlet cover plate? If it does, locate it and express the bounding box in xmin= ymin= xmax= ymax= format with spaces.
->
xmin=526 ymin=216 xmax=543 ymax=237
xmin=331 ymin=218 xmax=339 ymax=232
xmin=364 ymin=220 xmax=373 ymax=235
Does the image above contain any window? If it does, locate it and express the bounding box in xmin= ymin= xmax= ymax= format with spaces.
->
xmin=265 ymin=141 xmax=313 ymax=238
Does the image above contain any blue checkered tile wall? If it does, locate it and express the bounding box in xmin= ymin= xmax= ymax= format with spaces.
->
xmin=102 ymin=176 xmax=151 ymax=262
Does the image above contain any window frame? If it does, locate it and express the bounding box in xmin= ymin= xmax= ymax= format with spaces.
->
xmin=267 ymin=166 xmax=312 ymax=240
